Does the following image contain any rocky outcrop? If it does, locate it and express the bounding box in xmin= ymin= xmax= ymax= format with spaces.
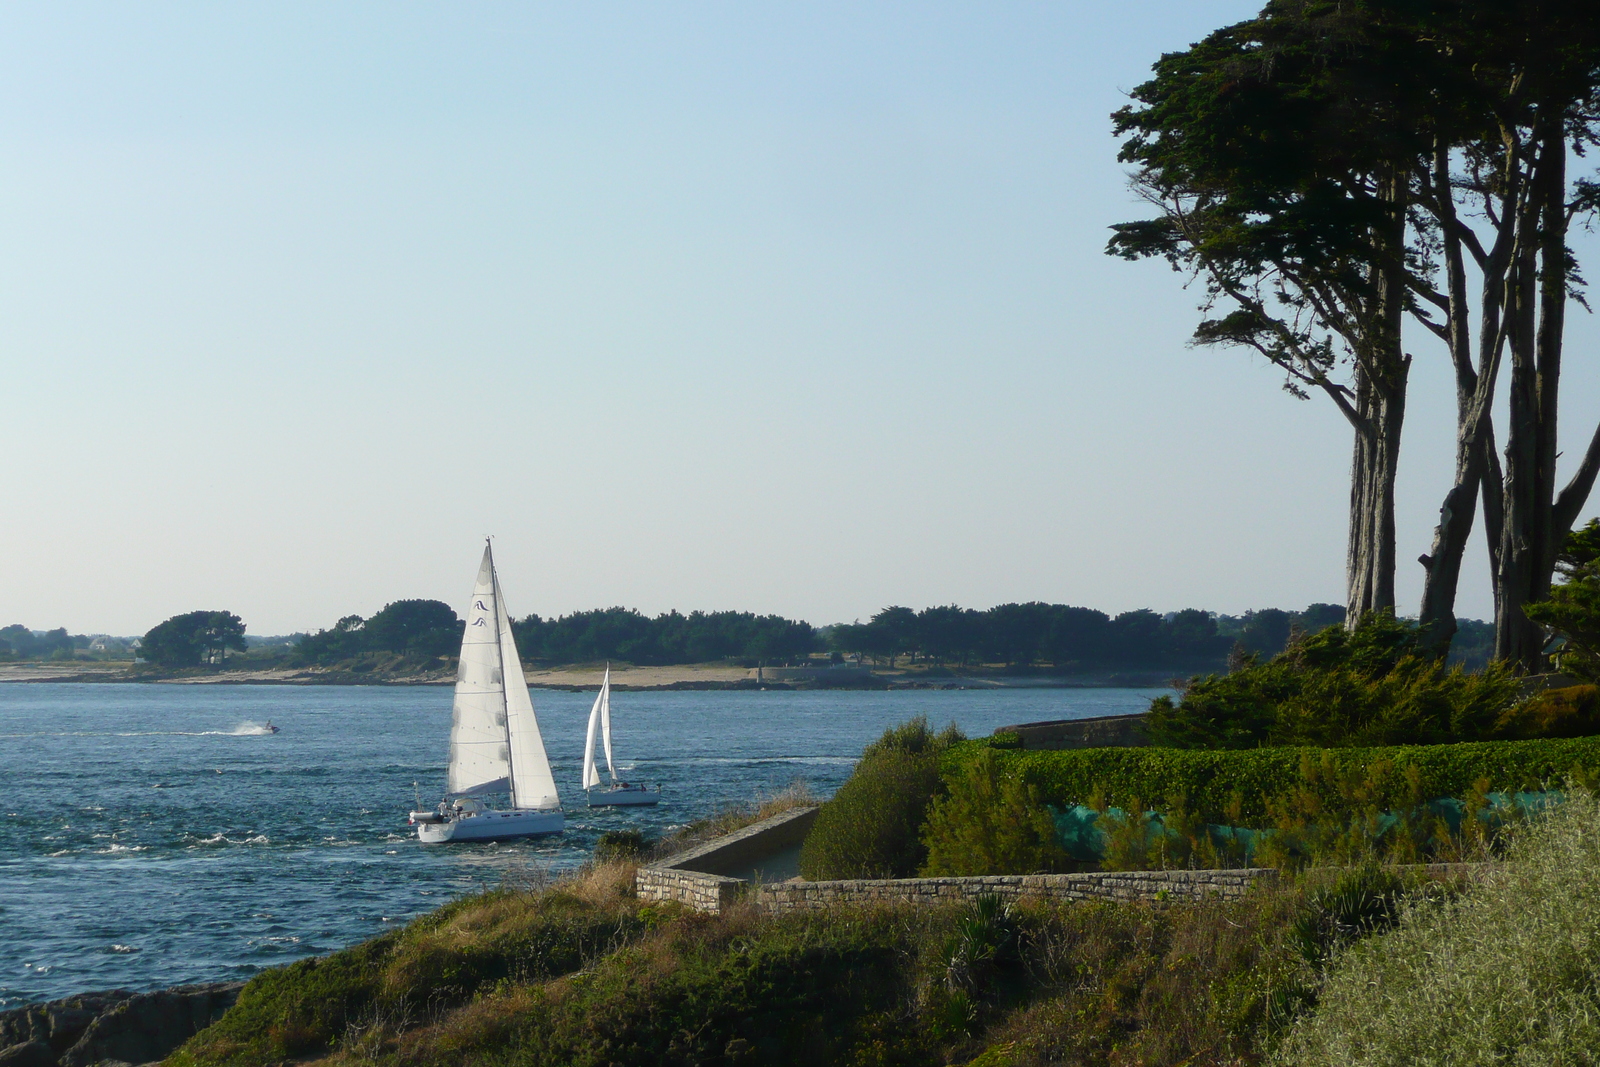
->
xmin=0 ymin=982 xmax=242 ymax=1067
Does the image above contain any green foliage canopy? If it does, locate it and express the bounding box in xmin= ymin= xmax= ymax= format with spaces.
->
xmin=1146 ymin=614 xmax=1522 ymax=749
xmin=0 ymin=624 xmax=76 ymax=660
xmin=798 ymin=716 xmax=964 ymax=880
xmin=296 ymin=601 xmax=462 ymax=666
xmin=1526 ymin=518 xmax=1600 ymax=682
xmin=140 ymin=611 xmax=247 ymax=668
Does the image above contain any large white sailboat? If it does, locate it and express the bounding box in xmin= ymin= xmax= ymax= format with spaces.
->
xmin=582 ymin=665 xmax=661 ymax=807
xmin=408 ymin=543 xmax=564 ymax=842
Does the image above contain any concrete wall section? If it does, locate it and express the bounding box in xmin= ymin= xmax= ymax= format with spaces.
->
xmin=995 ymin=714 xmax=1149 ymax=750
xmin=654 ymin=806 xmax=820 ymax=882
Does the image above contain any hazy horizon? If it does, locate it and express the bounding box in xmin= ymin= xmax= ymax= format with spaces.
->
xmin=3 ymin=2 xmax=1598 ymax=636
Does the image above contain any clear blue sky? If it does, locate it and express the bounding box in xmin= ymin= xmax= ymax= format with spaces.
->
xmin=2 ymin=1 xmax=1596 ymax=635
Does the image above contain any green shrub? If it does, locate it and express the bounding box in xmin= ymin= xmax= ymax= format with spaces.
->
xmin=1280 ymin=790 xmax=1600 ymax=1065
xmin=921 ymin=749 xmax=1067 ymax=875
xmin=594 ymin=828 xmax=648 ymax=863
xmin=799 ymin=716 xmax=963 ymax=879
xmin=1148 ymin=613 xmax=1524 ymax=749
xmin=952 ymin=734 xmax=1600 ymax=825
xmin=1526 ymin=518 xmax=1600 ymax=682
xmin=1497 ymin=684 xmax=1600 ymax=739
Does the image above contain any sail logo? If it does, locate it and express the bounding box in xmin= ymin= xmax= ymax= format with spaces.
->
xmin=474 ymin=600 xmax=489 ymax=611
xmin=472 ymin=618 xmax=488 ymax=627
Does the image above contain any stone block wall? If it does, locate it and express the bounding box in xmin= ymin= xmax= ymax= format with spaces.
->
xmin=634 ymin=805 xmax=821 ymax=910
xmin=634 ymin=866 xmax=745 ymax=912
xmin=753 ymin=868 xmax=1271 ymax=915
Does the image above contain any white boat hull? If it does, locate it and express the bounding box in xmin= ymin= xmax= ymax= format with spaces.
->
xmin=414 ymin=808 xmax=565 ymax=843
xmin=586 ymin=785 xmax=661 ymax=807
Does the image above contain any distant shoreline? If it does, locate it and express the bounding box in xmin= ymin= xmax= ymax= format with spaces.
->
xmin=0 ymin=661 xmax=1183 ymax=691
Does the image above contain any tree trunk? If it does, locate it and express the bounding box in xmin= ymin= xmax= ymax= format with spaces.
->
xmin=1417 ymin=141 xmax=1507 ymax=655
xmin=1346 ymin=367 xmax=1407 ymax=624
xmin=1495 ymin=118 xmax=1565 ymax=670
xmin=1346 ymin=167 xmax=1410 ymax=627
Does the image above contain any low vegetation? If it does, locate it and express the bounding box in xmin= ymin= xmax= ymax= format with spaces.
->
xmin=170 ymin=853 xmax=1458 ymax=1067
xmin=798 ymin=717 xmax=963 ymax=879
xmin=1281 ymin=790 xmax=1600 ymax=1065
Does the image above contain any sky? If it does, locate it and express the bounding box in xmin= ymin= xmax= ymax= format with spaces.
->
xmin=2 ymin=2 xmax=1598 ymax=637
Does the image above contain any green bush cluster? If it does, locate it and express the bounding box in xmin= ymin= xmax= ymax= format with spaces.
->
xmin=921 ymin=749 xmax=1067 ymax=875
xmin=951 ymin=735 xmax=1600 ymax=826
xmin=1526 ymin=517 xmax=1600 ymax=683
xmin=798 ymin=716 xmax=963 ymax=880
xmin=1147 ymin=613 xmax=1524 ymax=749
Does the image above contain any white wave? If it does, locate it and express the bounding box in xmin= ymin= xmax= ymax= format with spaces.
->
xmin=108 ymin=944 xmax=140 ymax=954
xmin=93 ymin=843 xmax=149 ymax=854
xmin=187 ymin=833 xmax=270 ymax=847
xmin=1 ymin=723 xmax=280 ymax=738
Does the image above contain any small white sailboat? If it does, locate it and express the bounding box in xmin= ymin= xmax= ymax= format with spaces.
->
xmin=582 ymin=665 xmax=661 ymax=807
xmin=409 ymin=542 xmax=564 ymax=842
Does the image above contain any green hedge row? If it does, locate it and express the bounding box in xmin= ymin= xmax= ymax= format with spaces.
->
xmin=950 ymin=735 xmax=1600 ymax=822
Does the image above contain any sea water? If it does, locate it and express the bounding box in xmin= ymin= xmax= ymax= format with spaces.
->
xmin=0 ymin=682 xmax=1165 ymax=1007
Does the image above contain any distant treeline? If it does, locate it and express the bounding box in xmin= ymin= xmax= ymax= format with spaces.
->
xmin=825 ymin=602 xmax=1350 ymax=670
xmin=287 ymin=599 xmax=1399 ymax=672
xmin=293 ymin=602 xmax=817 ymax=668
xmin=0 ymin=624 xmax=82 ymax=660
xmin=512 ymin=609 xmax=817 ymax=666
xmin=17 ymin=599 xmax=1501 ymax=673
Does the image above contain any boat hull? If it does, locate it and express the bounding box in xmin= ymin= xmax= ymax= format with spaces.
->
xmin=415 ymin=808 xmax=564 ymax=843
xmin=586 ymin=786 xmax=661 ymax=807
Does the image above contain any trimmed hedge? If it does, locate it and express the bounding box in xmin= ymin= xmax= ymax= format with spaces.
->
xmin=948 ymin=735 xmax=1600 ymax=823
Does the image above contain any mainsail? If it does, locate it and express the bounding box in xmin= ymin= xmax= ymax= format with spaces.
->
xmin=581 ymin=665 xmax=617 ymax=789
xmin=446 ymin=543 xmax=561 ymax=810
xmin=493 ymin=562 xmax=560 ymax=810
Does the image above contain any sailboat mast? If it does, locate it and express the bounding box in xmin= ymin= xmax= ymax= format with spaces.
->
xmin=487 ymin=540 xmax=518 ymax=804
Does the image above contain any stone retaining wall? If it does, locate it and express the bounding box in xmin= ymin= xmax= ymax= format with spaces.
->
xmin=634 ymin=867 xmax=745 ymax=913
xmin=635 ymin=806 xmax=822 ymax=911
xmin=752 ymin=868 xmax=1270 ymax=914
xmin=637 ymin=864 xmax=1276 ymax=916
xmin=640 ymin=863 xmax=1490 ymax=916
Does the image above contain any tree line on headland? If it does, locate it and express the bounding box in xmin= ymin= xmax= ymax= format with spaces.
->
xmin=23 ymin=597 xmax=1495 ymax=673
xmin=5 ymin=597 xmax=1506 ymax=672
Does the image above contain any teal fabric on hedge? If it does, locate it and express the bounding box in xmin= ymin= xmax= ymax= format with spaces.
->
xmin=1050 ymin=791 xmax=1559 ymax=863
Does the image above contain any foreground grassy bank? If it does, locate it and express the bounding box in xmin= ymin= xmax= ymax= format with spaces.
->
xmin=167 ymin=798 xmax=1600 ymax=1066
xmin=164 ymin=860 xmax=1366 ymax=1067
xmin=161 ymin=787 xmax=1600 ymax=1066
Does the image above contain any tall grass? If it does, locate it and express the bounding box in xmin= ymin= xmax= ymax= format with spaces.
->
xmin=1280 ymin=790 xmax=1600 ymax=1066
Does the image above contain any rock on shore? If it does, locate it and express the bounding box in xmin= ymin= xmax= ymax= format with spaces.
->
xmin=0 ymin=982 xmax=242 ymax=1067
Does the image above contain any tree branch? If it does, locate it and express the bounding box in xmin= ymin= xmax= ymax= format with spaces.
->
xmin=1554 ymin=415 xmax=1600 ymax=534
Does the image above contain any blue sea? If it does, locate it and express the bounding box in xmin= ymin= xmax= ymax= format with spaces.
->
xmin=0 ymin=683 xmax=1164 ymax=1007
